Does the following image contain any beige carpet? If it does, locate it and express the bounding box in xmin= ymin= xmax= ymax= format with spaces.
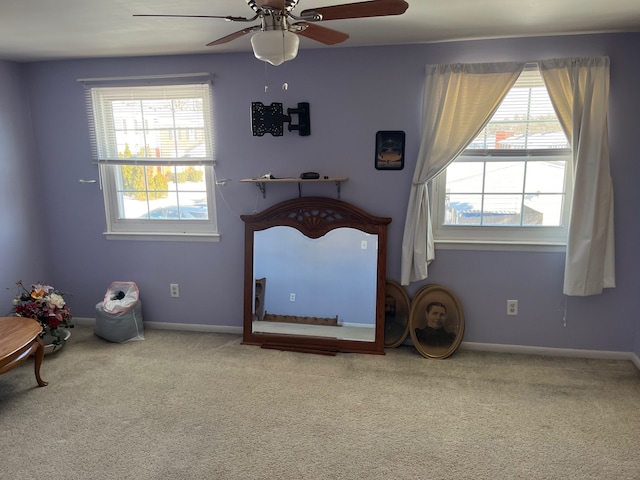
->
xmin=1 ymin=325 xmax=639 ymax=480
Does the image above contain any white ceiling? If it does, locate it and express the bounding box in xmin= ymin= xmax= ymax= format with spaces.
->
xmin=2 ymin=0 xmax=640 ymax=62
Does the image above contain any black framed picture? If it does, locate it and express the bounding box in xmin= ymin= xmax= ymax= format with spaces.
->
xmin=375 ymin=131 xmax=405 ymax=170
xmin=409 ymin=284 xmax=465 ymax=359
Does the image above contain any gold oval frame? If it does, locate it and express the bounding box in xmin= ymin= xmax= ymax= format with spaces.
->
xmin=384 ymin=279 xmax=411 ymax=348
xmin=409 ymin=284 xmax=465 ymax=359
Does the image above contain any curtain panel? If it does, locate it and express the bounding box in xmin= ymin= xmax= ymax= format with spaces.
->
xmin=400 ymin=62 xmax=525 ymax=285
xmin=539 ymin=56 xmax=615 ymax=295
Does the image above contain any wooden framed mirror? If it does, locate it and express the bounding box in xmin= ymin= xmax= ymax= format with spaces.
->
xmin=241 ymin=197 xmax=391 ymax=355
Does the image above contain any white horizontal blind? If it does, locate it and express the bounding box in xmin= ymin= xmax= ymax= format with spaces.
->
xmin=467 ymin=65 xmax=568 ymax=151
xmin=84 ymin=79 xmax=214 ymax=166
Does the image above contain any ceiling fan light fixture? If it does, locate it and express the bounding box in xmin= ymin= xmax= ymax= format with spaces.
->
xmin=251 ymin=30 xmax=299 ymax=66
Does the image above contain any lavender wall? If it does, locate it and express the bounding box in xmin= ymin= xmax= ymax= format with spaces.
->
xmin=20 ymin=33 xmax=640 ymax=354
xmin=0 ymin=61 xmax=52 ymax=312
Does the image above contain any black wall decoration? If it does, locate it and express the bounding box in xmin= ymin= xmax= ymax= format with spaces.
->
xmin=251 ymin=102 xmax=311 ymax=137
xmin=375 ymin=130 xmax=405 ymax=170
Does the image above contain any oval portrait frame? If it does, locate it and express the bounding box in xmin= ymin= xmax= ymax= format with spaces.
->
xmin=409 ymin=284 xmax=465 ymax=359
xmin=384 ymin=279 xmax=411 ymax=348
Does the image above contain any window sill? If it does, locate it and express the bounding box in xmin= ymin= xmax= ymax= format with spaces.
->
xmin=435 ymin=240 xmax=566 ymax=253
xmin=104 ymin=232 xmax=221 ymax=242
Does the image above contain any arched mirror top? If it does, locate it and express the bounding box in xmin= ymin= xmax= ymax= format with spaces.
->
xmin=240 ymin=197 xmax=391 ymax=238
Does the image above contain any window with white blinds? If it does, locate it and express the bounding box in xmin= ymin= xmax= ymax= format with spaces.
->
xmin=88 ymin=83 xmax=214 ymax=165
xmin=432 ymin=64 xmax=572 ymax=247
xmin=82 ymin=75 xmax=219 ymax=241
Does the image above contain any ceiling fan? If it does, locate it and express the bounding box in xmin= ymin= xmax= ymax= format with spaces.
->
xmin=134 ymin=0 xmax=409 ymax=66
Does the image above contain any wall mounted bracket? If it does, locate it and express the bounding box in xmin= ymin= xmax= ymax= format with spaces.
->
xmin=251 ymin=102 xmax=310 ymax=137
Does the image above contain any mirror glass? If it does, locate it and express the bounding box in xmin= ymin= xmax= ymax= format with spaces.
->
xmin=252 ymin=226 xmax=378 ymax=342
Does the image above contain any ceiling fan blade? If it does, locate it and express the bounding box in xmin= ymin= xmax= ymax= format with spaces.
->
xmin=301 ymin=0 xmax=408 ymax=21
xmin=133 ymin=14 xmax=250 ymax=21
xmin=290 ymin=22 xmax=349 ymax=45
xmin=206 ymin=26 xmax=261 ymax=46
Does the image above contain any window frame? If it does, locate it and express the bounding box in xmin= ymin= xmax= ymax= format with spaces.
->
xmin=82 ymin=75 xmax=219 ymax=242
xmin=431 ymin=66 xmax=572 ymax=250
xmin=100 ymin=163 xmax=219 ymax=242
xmin=432 ymin=149 xmax=572 ymax=250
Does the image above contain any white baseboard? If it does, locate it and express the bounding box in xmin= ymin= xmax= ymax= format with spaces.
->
xmin=74 ymin=317 xmax=639 ymax=370
xmin=144 ymin=321 xmax=243 ymax=335
xmin=73 ymin=317 xmax=95 ymax=327
xmin=632 ymin=352 xmax=640 ymax=370
xmin=73 ymin=317 xmax=243 ymax=335
xmin=460 ymin=340 xmax=637 ymax=363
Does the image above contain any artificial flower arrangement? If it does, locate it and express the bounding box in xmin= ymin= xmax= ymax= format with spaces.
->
xmin=12 ymin=280 xmax=74 ymax=345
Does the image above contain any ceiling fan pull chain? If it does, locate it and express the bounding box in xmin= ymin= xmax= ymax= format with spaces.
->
xmin=264 ymin=61 xmax=269 ymax=93
xmin=280 ymin=31 xmax=290 ymax=89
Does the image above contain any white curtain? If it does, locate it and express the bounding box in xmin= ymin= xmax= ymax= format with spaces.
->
xmin=539 ymin=57 xmax=615 ymax=295
xmin=400 ymin=62 xmax=525 ymax=285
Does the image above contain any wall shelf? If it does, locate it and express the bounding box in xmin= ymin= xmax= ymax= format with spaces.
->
xmin=240 ymin=177 xmax=348 ymax=199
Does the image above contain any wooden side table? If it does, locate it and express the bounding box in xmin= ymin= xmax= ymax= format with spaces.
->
xmin=0 ymin=316 xmax=48 ymax=387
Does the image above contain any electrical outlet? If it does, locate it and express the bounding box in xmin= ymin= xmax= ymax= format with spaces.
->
xmin=290 ymin=293 xmax=296 ymax=302
xmin=507 ymin=299 xmax=518 ymax=316
xmin=170 ymin=284 xmax=180 ymax=298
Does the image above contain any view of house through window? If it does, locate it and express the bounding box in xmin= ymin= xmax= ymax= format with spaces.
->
xmin=87 ymin=81 xmax=218 ymax=239
xmin=433 ymin=65 xmax=571 ymax=245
